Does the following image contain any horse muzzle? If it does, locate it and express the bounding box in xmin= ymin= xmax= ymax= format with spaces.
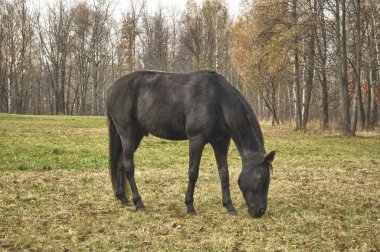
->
xmin=248 ymin=206 xmax=266 ymax=218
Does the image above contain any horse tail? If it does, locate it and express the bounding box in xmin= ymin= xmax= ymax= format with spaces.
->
xmin=107 ymin=112 xmax=129 ymax=199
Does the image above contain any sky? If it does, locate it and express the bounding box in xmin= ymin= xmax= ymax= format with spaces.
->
xmin=33 ymin=0 xmax=243 ymax=21
xmin=114 ymin=0 xmax=243 ymax=19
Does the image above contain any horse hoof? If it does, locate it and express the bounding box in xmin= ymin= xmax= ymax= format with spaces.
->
xmin=187 ymin=210 xmax=197 ymax=216
xmin=225 ymin=204 xmax=237 ymax=214
xmin=120 ymin=199 xmax=131 ymax=207
xmin=136 ymin=206 xmax=146 ymax=212
xmin=228 ymin=210 xmax=238 ymax=215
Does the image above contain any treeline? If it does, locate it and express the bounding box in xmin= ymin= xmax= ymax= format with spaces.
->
xmin=0 ymin=0 xmax=234 ymax=116
xmin=0 ymin=0 xmax=379 ymax=135
xmin=232 ymin=0 xmax=380 ymax=135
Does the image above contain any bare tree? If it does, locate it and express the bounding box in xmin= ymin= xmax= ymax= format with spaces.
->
xmin=140 ymin=6 xmax=170 ymax=70
xmin=38 ymin=1 xmax=73 ymax=114
xmin=334 ymin=0 xmax=351 ymax=134
xmin=315 ymin=0 xmax=329 ymax=129
xmin=0 ymin=0 xmax=34 ymax=114
xmin=364 ymin=0 xmax=380 ymax=129
xmin=0 ymin=0 xmax=378 ymax=129
xmin=300 ymin=0 xmax=317 ymax=130
xmin=70 ymin=2 xmax=92 ymax=115
xmin=291 ymin=0 xmax=303 ymax=130
xmin=88 ymin=0 xmax=114 ymax=115
xmin=349 ymin=0 xmax=364 ymax=135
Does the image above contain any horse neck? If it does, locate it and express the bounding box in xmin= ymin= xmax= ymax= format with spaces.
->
xmin=233 ymin=133 xmax=265 ymax=169
xmin=229 ymin=115 xmax=265 ymax=168
xmin=218 ymin=78 xmax=265 ymax=167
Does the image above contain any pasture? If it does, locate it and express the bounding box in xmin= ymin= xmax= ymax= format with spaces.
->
xmin=0 ymin=114 xmax=379 ymax=251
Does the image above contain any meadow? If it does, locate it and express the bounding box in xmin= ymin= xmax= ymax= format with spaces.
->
xmin=0 ymin=113 xmax=379 ymax=251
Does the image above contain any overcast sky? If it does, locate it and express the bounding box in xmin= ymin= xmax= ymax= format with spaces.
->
xmin=33 ymin=0 xmax=243 ymax=21
xmin=114 ymin=0 xmax=243 ymax=19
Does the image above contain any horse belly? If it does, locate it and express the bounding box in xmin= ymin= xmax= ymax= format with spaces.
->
xmin=137 ymin=106 xmax=187 ymax=141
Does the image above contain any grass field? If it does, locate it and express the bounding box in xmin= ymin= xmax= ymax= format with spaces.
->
xmin=0 ymin=113 xmax=379 ymax=251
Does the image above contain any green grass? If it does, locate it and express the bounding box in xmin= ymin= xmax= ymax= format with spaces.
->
xmin=0 ymin=113 xmax=379 ymax=251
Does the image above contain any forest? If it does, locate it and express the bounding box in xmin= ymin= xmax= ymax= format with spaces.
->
xmin=0 ymin=0 xmax=379 ymax=135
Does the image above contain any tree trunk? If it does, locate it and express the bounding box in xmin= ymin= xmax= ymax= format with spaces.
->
xmin=301 ymin=1 xmax=316 ymax=130
xmin=336 ymin=0 xmax=350 ymax=135
xmin=373 ymin=29 xmax=380 ymax=126
xmin=321 ymin=71 xmax=329 ymax=130
xmin=292 ymin=0 xmax=302 ymax=130
xmin=366 ymin=14 xmax=376 ymax=129
xmin=350 ymin=0 xmax=364 ymax=135
xmin=271 ymin=79 xmax=280 ymax=125
xmin=316 ymin=0 xmax=329 ymax=130
xmin=366 ymin=68 xmax=373 ymax=129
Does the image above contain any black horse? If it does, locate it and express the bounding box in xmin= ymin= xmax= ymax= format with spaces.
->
xmin=107 ymin=70 xmax=276 ymax=218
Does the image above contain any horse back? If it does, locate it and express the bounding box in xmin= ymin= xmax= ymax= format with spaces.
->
xmin=107 ymin=70 xmax=234 ymax=141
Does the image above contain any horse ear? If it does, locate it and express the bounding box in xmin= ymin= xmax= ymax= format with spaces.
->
xmin=263 ymin=151 xmax=276 ymax=164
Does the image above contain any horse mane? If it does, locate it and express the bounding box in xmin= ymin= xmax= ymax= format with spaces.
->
xmin=216 ymin=74 xmax=265 ymax=147
xmin=134 ymin=69 xmax=216 ymax=75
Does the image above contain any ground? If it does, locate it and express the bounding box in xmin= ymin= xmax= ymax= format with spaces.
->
xmin=0 ymin=114 xmax=379 ymax=251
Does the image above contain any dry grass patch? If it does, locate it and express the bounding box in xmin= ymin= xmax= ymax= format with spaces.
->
xmin=1 ymin=165 xmax=379 ymax=251
xmin=0 ymin=114 xmax=379 ymax=250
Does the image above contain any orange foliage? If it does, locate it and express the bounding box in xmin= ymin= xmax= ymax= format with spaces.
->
xmin=348 ymin=81 xmax=380 ymax=102
xmin=375 ymin=85 xmax=380 ymax=102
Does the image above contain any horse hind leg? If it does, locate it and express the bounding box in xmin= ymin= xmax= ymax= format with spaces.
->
xmin=116 ymin=155 xmax=130 ymax=206
xmin=120 ymin=131 xmax=145 ymax=211
xmin=109 ymin=115 xmax=130 ymax=206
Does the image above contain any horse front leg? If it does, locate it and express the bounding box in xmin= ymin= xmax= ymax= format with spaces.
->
xmin=211 ymin=138 xmax=237 ymax=214
xmin=185 ymin=136 xmax=205 ymax=215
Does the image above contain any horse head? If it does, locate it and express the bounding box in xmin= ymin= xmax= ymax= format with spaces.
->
xmin=238 ymin=151 xmax=276 ymax=218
